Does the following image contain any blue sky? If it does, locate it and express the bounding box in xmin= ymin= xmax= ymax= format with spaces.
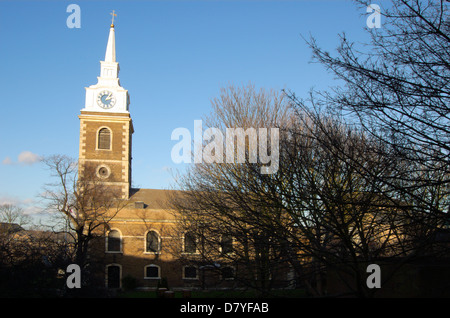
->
xmin=0 ymin=0 xmax=375 ymax=223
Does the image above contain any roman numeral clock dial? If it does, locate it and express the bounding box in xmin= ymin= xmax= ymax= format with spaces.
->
xmin=97 ymin=90 xmax=116 ymax=109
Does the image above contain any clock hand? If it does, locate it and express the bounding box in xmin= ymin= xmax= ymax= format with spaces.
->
xmin=105 ymin=93 xmax=112 ymax=101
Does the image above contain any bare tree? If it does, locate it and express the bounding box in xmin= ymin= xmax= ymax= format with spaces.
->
xmin=0 ymin=204 xmax=29 ymax=267
xmin=170 ymin=82 xmax=423 ymax=297
xmin=169 ymin=84 xmax=295 ymax=295
xmin=0 ymin=204 xmax=70 ymax=296
xmin=0 ymin=204 xmax=31 ymax=229
xmin=297 ymin=0 xmax=450 ymax=234
xmin=272 ymin=108 xmax=417 ymax=296
xmin=41 ymin=155 xmax=127 ymax=280
xmin=268 ymin=0 xmax=450 ymax=296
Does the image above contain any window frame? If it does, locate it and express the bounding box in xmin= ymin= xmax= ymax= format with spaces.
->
xmin=106 ymin=263 xmax=122 ymax=288
xmin=144 ymin=264 xmax=161 ymax=280
xmin=182 ymin=265 xmax=199 ymax=280
xmin=97 ymin=126 xmax=112 ymax=151
xmin=105 ymin=229 xmax=122 ymax=253
xmin=220 ymin=234 xmax=234 ymax=255
xmin=183 ymin=231 xmax=198 ymax=254
xmin=144 ymin=230 xmax=161 ymax=254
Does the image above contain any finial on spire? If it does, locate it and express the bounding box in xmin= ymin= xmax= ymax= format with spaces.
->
xmin=110 ymin=10 xmax=117 ymax=27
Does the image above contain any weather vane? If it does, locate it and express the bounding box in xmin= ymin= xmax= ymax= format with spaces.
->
xmin=110 ymin=10 xmax=117 ymax=27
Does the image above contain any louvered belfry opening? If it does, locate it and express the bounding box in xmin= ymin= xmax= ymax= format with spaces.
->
xmin=98 ymin=127 xmax=111 ymax=149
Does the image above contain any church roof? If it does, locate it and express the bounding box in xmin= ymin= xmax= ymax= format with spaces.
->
xmin=0 ymin=222 xmax=24 ymax=233
xmin=128 ymin=188 xmax=186 ymax=210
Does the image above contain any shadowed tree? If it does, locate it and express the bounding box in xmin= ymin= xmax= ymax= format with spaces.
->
xmin=41 ymin=155 xmax=127 ymax=289
xmin=293 ymin=0 xmax=450 ymax=238
xmin=169 ymin=81 xmax=429 ymax=297
xmin=169 ymin=84 xmax=295 ymax=296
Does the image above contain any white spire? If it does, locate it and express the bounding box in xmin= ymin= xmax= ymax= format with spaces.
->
xmin=82 ymin=13 xmax=129 ymax=114
xmin=99 ymin=22 xmax=119 ymax=81
xmin=104 ymin=25 xmax=116 ymax=63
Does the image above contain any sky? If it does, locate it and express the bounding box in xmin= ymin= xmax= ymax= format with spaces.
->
xmin=0 ymin=0 xmax=378 ymax=224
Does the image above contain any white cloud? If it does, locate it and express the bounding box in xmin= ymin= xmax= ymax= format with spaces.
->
xmin=22 ymin=204 xmax=44 ymax=216
xmin=17 ymin=151 xmax=41 ymax=165
xmin=2 ymin=156 xmax=13 ymax=165
xmin=0 ymin=195 xmax=44 ymax=216
xmin=2 ymin=151 xmax=41 ymax=165
xmin=0 ymin=195 xmax=18 ymax=205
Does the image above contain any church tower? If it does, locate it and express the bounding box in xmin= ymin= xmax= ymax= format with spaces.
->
xmin=78 ymin=19 xmax=133 ymax=199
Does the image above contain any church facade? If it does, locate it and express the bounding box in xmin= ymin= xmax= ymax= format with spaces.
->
xmin=77 ymin=22 xmax=231 ymax=291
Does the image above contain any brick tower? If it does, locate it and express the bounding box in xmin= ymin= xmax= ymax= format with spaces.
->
xmin=78 ymin=21 xmax=133 ymax=199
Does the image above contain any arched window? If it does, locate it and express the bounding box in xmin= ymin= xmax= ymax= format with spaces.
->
xmin=184 ymin=232 xmax=197 ymax=254
xmin=144 ymin=264 xmax=160 ymax=279
xmin=221 ymin=235 xmax=233 ymax=255
xmin=98 ymin=127 xmax=111 ymax=150
xmin=183 ymin=265 xmax=198 ymax=279
xmin=107 ymin=229 xmax=121 ymax=252
xmin=145 ymin=230 xmax=161 ymax=253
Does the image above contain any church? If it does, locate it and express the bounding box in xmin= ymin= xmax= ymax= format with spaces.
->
xmin=77 ymin=20 xmax=251 ymax=292
xmin=77 ymin=20 xmax=194 ymax=290
xmin=77 ymin=18 xmax=294 ymax=293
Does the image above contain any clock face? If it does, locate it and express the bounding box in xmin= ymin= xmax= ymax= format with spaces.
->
xmin=97 ymin=90 xmax=116 ymax=109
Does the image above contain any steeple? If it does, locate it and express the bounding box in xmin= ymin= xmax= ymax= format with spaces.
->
xmin=99 ymin=22 xmax=119 ymax=82
xmin=82 ymin=12 xmax=130 ymax=114
xmin=104 ymin=25 xmax=116 ymax=63
xmin=104 ymin=11 xmax=117 ymax=62
xmin=78 ymin=12 xmax=133 ymax=200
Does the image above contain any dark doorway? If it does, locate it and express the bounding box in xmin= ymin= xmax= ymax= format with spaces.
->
xmin=107 ymin=265 xmax=121 ymax=288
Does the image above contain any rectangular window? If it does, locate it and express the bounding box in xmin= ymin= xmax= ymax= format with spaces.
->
xmin=183 ymin=266 xmax=198 ymax=279
xmin=145 ymin=266 xmax=160 ymax=279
